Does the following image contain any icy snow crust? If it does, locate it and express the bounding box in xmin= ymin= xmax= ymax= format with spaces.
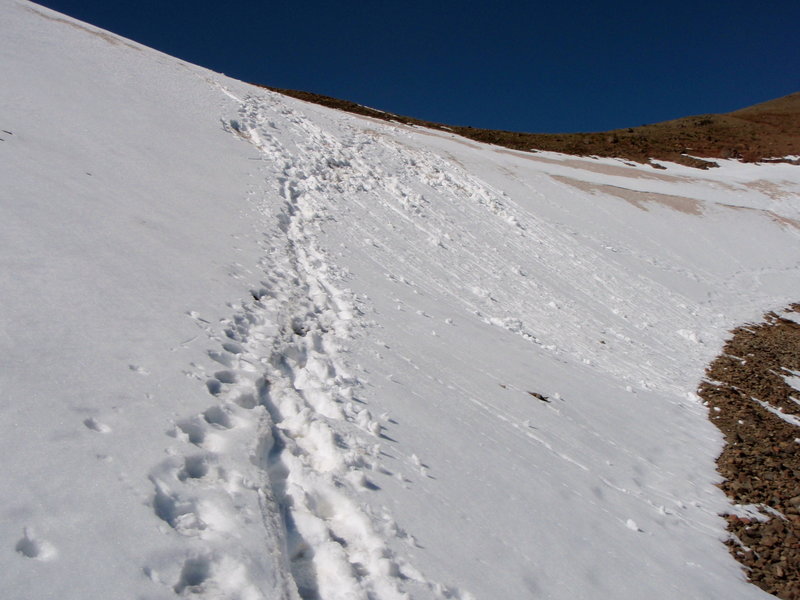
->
xmin=2 ymin=1 xmax=800 ymax=598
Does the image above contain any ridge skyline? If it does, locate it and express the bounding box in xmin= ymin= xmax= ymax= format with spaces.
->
xmin=263 ymin=85 xmax=800 ymax=168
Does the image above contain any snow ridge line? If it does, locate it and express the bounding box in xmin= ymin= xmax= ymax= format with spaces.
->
xmin=197 ymin=90 xmax=460 ymax=599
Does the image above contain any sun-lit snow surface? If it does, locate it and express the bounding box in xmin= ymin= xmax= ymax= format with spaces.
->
xmin=3 ymin=2 xmax=800 ymax=598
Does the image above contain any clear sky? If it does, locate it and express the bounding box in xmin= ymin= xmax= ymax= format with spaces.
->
xmin=33 ymin=0 xmax=800 ymax=133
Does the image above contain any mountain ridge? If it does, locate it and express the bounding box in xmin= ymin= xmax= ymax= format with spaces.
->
xmin=259 ymin=85 xmax=800 ymax=169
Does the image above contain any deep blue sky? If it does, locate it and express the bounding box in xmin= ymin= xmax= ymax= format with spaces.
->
xmin=34 ymin=0 xmax=799 ymax=133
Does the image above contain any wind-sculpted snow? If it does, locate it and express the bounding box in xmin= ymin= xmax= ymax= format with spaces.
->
xmin=3 ymin=2 xmax=800 ymax=599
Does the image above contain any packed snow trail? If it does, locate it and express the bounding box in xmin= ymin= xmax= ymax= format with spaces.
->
xmin=149 ymin=84 xmax=469 ymax=599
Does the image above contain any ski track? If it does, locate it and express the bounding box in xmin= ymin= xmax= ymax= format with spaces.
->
xmin=146 ymin=84 xmax=469 ymax=599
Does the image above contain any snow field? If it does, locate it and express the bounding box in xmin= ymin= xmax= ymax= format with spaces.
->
xmin=3 ymin=2 xmax=800 ymax=598
xmin=253 ymin=90 xmax=800 ymax=597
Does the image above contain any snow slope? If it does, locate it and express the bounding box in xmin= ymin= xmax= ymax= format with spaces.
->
xmin=2 ymin=1 xmax=800 ymax=598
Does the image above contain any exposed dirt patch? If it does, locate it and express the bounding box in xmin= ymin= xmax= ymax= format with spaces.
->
xmin=747 ymin=180 xmax=798 ymax=201
xmin=492 ymin=148 xmax=687 ymax=181
xmin=27 ymin=6 xmax=141 ymax=51
xmin=551 ymin=175 xmax=704 ymax=215
xmin=257 ymin=85 xmax=800 ymax=170
xmin=699 ymin=305 xmax=800 ymax=599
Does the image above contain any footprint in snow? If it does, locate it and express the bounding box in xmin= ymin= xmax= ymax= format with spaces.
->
xmin=15 ymin=528 xmax=57 ymax=561
xmin=626 ymin=519 xmax=643 ymax=532
xmin=83 ymin=417 xmax=111 ymax=433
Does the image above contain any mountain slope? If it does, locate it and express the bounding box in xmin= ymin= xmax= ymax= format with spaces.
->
xmin=2 ymin=1 xmax=800 ymax=599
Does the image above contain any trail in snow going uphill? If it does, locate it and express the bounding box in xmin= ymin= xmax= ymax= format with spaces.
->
xmin=145 ymin=84 xmax=470 ymax=599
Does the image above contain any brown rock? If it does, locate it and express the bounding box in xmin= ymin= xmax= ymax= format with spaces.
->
xmin=700 ymin=304 xmax=800 ymax=599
